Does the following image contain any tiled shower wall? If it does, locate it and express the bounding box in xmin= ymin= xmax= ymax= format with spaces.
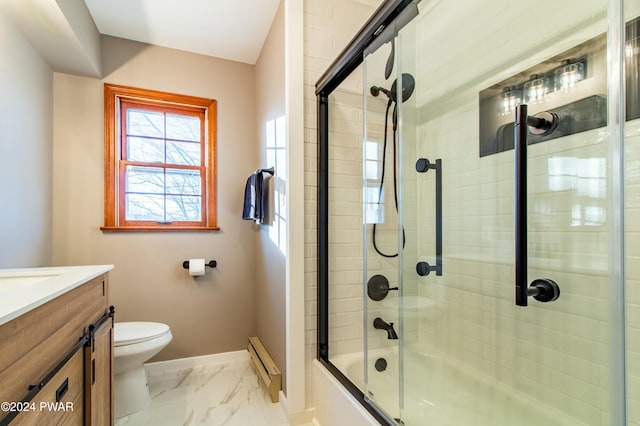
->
xmin=325 ymin=32 xmax=401 ymax=364
xmin=327 ymin=72 xmax=366 ymax=359
xmin=412 ymin=101 xmax=613 ymax=424
xmin=627 ymin=120 xmax=640 ymax=425
xmin=399 ymin=2 xmax=640 ymax=425
xmin=302 ymin=0 xmax=383 ymax=408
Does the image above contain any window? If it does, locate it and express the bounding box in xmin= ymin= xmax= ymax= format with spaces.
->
xmin=364 ymin=140 xmax=383 ymax=224
xmin=266 ymin=116 xmax=287 ymax=254
xmin=102 ymin=84 xmax=218 ymax=231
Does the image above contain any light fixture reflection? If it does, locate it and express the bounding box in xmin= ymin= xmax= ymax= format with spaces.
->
xmin=500 ymin=86 xmax=521 ymax=116
xmin=554 ymin=61 xmax=585 ymax=92
xmin=523 ymin=75 xmax=550 ymax=104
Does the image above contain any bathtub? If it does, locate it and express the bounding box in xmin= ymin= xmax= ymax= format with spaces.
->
xmin=318 ymin=348 xmax=585 ymax=426
xmin=331 ymin=348 xmax=400 ymax=420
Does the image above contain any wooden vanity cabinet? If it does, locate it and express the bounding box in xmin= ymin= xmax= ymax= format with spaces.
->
xmin=11 ymin=350 xmax=84 ymax=426
xmin=0 ymin=273 xmax=113 ymax=425
xmin=84 ymin=314 xmax=113 ymax=425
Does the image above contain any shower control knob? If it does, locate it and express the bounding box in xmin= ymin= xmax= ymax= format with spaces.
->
xmin=416 ymin=261 xmax=432 ymax=276
xmin=367 ymin=275 xmax=398 ymax=301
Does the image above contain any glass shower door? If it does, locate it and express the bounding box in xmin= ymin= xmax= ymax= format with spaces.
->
xmin=380 ymin=0 xmax=627 ymax=424
xmin=362 ymin=37 xmax=403 ymax=422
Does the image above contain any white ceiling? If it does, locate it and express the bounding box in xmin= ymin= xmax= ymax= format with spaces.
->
xmin=84 ymin=0 xmax=281 ymax=65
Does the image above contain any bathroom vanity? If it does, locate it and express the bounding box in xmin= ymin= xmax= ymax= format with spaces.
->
xmin=0 ymin=265 xmax=114 ymax=425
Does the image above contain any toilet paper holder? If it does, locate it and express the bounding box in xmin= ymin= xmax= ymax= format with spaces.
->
xmin=182 ymin=260 xmax=217 ymax=269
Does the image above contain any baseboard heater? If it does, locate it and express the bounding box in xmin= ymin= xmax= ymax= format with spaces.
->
xmin=247 ymin=336 xmax=281 ymax=403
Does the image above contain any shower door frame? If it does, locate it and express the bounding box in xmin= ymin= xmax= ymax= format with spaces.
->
xmin=315 ymin=1 xmax=415 ymax=424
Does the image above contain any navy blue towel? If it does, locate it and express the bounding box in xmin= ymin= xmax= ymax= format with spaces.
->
xmin=242 ymin=170 xmax=268 ymax=224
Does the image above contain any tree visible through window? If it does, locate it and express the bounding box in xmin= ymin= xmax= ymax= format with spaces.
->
xmin=102 ymin=84 xmax=218 ymax=231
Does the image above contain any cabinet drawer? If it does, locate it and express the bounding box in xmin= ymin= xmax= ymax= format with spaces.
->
xmin=12 ymin=350 xmax=84 ymax=425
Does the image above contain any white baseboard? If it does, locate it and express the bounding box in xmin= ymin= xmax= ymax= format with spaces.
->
xmin=278 ymin=390 xmax=317 ymax=425
xmin=144 ymin=350 xmax=249 ymax=374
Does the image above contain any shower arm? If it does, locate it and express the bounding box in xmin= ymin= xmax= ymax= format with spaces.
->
xmin=514 ymin=104 xmax=561 ymax=306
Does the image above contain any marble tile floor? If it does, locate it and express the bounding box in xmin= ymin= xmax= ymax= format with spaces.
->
xmin=115 ymin=354 xmax=290 ymax=426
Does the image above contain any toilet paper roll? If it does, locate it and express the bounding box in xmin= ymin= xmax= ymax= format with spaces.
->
xmin=188 ymin=258 xmax=205 ymax=276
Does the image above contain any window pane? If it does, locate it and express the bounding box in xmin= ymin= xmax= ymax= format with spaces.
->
xmin=127 ymin=109 xmax=164 ymax=138
xmin=166 ymin=141 xmax=200 ymax=165
xmin=364 ymin=184 xmax=383 ymax=224
xmin=365 ymin=141 xmax=379 ymax=160
xmin=127 ymin=137 xmax=164 ymax=163
xmin=166 ymin=168 xmax=201 ymax=195
xmin=277 ymin=149 xmax=287 ymax=180
xmin=166 ymin=195 xmax=201 ymax=221
xmin=267 ymin=149 xmax=276 ymax=169
xmin=365 ymin=160 xmax=380 ymax=180
xmin=275 ymin=116 xmax=286 ymax=148
xmin=166 ymin=114 xmax=200 ymax=141
xmin=126 ymin=166 xmax=164 ymax=194
xmin=126 ymin=194 xmax=165 ymax=221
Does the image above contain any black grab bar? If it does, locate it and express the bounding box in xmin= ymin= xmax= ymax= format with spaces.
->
xmin=514 ymin=104 xmax=560 ymax=306
xmin=415 ymin=158 xmax=442 ymax=276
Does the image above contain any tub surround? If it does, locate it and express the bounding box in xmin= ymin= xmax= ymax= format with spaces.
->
xmin=0 ymin=264 xmax=113 ymax=326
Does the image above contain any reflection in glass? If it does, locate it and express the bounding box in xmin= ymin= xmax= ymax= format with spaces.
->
xmin=548 ymin=156 xmax=606 ymax=199
xmin=364 ymin=141 xmax=382 ymax=224
xmin=554 ymin=61 xmax=585 ymax=91
xmin=499 ymin=86 xmax=522 ymax=116
xmin=523 ymin=75 xmax=550 ymax=103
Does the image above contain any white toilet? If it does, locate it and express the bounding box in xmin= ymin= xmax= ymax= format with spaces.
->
xmin=114 ymin=322 xmax=173 ymax=418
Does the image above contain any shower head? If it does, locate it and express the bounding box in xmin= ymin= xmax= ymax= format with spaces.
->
xmin=370 ymin=73 xmax=415 ymax=103
xmin=370 ymin=85 xmax=393 ymax=98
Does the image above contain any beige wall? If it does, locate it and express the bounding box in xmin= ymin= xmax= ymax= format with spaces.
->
xmin=52 ymin=36 xmax=258 ymax=361
xmin=0 ymin=12 xmax=53 ymax=268
xmin=254 ymin=1 xmax=287 ymax=392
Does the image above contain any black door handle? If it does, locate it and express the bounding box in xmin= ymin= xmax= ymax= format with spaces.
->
xmin=415 ymin=158 xmax=442 ymax=276
xmin=514 ymin=104 xmax=560 ymax=306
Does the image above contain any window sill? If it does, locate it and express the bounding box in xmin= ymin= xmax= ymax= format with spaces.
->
xmin=100 ymin=226 xmax=221 ymax=232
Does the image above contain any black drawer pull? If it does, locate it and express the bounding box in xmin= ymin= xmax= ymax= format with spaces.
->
xmin=55 ymin=378 xmax=69 ymax=402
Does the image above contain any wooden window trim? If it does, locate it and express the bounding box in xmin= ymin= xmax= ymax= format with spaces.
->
xmin=101 ymin=83 xmax=219 ymax=231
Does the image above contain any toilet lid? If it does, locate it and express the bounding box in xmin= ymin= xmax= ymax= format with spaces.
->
xmin=114 ymin=322 xmax=170 ymax=347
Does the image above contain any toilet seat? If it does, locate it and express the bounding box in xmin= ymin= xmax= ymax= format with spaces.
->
xmin=115 ymin=322 xmax=171 ymax=347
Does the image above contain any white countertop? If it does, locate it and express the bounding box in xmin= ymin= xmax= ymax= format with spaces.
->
xmin=0 ymin=265 xmax=114 ymax=326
